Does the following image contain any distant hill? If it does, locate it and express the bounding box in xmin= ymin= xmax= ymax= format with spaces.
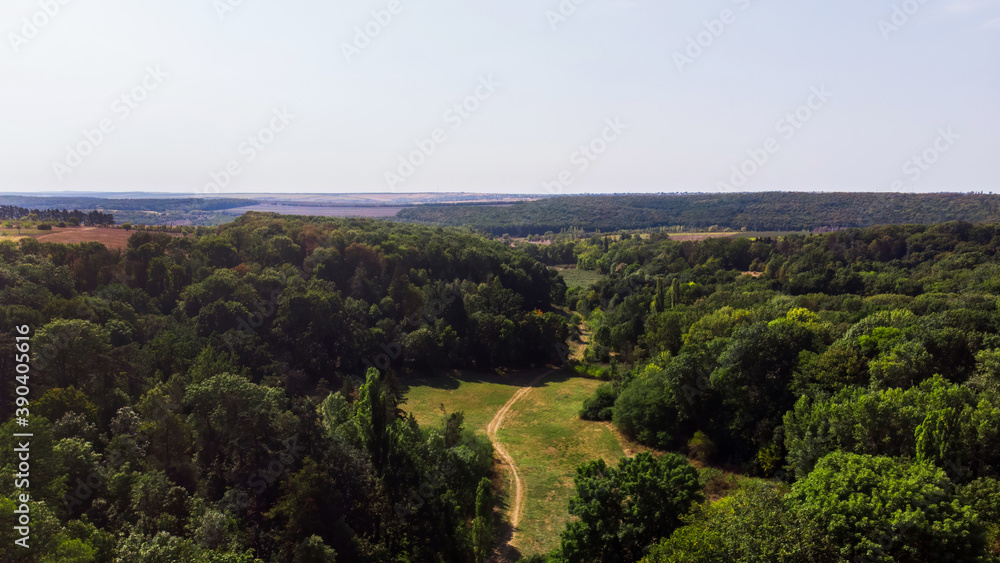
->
xmin=0 ymin=195 xmax=257 ymax=226
xmin=396 ymin=192 xmax=1000 ymax=235
xmin=0 ymin=195 xmax=254 ymax=212
xmin=0 ymin=193 xmax=545 ymax=226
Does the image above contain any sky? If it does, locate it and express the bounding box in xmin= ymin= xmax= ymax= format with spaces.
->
xmin=0 ymin=0 xmax=997 ymax=195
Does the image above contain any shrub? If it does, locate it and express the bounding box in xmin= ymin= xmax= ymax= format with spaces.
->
xmin=687 ymin=431 xmax=717 ymax=464
xmin=579 ymin=383 xmax=617 ymax=421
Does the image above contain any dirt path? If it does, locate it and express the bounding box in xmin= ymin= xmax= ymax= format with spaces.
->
xmin=487 ymin=369 xmax=552 ymax=550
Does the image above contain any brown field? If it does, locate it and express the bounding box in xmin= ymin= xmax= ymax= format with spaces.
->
xmin=222 ymin=193 xmax=540 ymax=205
xmin=228 ymin=204 xmax=405 ymax=218
xmin=21 ymin=227 xmax=172 ymax=250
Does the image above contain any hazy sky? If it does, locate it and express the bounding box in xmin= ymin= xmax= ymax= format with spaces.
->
xmin=1 ymin=0 xmax=997 ymax=195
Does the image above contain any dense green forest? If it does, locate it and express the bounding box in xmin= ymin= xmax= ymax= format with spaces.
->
xmin=0 ymin=197 xmax=255 ymax=227
xmin=5 ymin=212 xmax=1000 ymax=562
xmin=0 ymin=213 xmax=567 ymax=561
xmin=397 ymin=193 xmax=1000 ymax=235
xmin=0 ymin=207 xmax=115 ymax=227
xmin=539 ymin=222 xmax=1000 ymax=562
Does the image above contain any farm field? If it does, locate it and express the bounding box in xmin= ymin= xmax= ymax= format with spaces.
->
xmin=34 ymin=227 xmax=140 ymax=249
xmin=404 ymin=370 xmax=627 ymax=557
xmin=228 ymin=204 xmax=406 ymax=218
xmin=0 ymin=226 xmax=177 ymax=249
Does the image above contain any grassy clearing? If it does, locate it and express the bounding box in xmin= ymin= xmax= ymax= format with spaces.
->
xmin=0 ymin=227 xmax=46 ymax=238
xmin=404 ymin=370 xmax=626 ymax=557
xmin=403 ymin=371 xmax=541 ymax=554
xmin=553 ymin=266 xmax=605 ymax=289
xmin=498 ymin=371 xmax=624 ymax=555
xmin=403 ymin=370 xmax=539 ymax=433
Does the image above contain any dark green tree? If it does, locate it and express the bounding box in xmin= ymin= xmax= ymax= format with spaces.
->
xmin=560 ymin=452 xmax=702 ymax=563
xmin=472 ymin=477 xmax=494 ymax=563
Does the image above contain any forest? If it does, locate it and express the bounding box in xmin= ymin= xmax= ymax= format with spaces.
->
xmin=397 ymin=192 xmax=1000 ymax=235
xmin=546 ymin=222 xmax=1000 ymax=562
xmin=0 ymin=197 xmax=253 ymax=214
xmin=0 ymin=213 xmax=567 ymax=561
xmin=2 ymin=213 xmax=1000 ymax=561
xmin=0 ymin=197 xmax=256 ymax=227
xmin=0 ymin=207 xmax=115 ymax=227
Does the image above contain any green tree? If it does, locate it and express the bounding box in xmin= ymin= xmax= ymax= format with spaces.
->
xmin=653 ymin=278 xmax=665 ymax=313
xmin=710 ymin=317 xmax=815 ymax=460
xmin=472 ymin=477 xmax=494 ymax=562
xmin=114 ymin=531 xmax=199 ymax=563
xmin=560 ymin=452 xmax=702 ymax=563
xmin=129 ymin=470 xmax=190 ymax=536
xmin=34 ymin=319 xmax=111 ymax=389
xmin=644 ymin=481 xmax=816 ymax=563
xmin=292 ymin=535 xmax=337 ymax=563
xmin=353 ymin=367 xmax=398 ymax=471
xmin=183 ymin=373 xmax=294 ymax=487
xmin=266 ymin=457 xmax=347 ymax=557
xmin=787 ymin=451 xmax=990 ymax=562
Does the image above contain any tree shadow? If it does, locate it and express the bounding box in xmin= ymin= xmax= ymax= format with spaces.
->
xmin=402 ymin=366 xmax=574 ymax=394
xmin=488 ymin=514 xmax=522 ymax=563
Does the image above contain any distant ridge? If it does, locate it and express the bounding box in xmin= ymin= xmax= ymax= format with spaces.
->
xmin=396 ymin=192 xmax=1000 ymax=235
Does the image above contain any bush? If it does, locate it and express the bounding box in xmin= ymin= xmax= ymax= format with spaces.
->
xmin=37 ymin=223 xmax=53 ymax=230
xmin=612 ymin=365 xmax=679 ymax=449
xmin=580 ymin=383 xmax=617 ymax=421
xmin=697 ymin=467 xmax=738 ymax=500
xmin=586 ymin=364 xmax=610 ymax=379
xmin=687 ymin=431 xmax=717 ymax=464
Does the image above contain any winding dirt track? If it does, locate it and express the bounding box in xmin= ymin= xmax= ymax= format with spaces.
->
xmin=486 ymin=369 xmax=553 ymax=543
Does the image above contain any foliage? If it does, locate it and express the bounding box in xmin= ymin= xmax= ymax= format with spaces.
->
xmin=0 ymin=213 xmax=562 ymax=562
xmin=10 ymin=210 xmax=1000 ymax=560
xmin=787 ymin=452 xmax=990 ymax=562
xmin=559 ymin=452 xmax=702 ymax=563
xmin=398 ymin=193 xmax=1000 ymax=235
